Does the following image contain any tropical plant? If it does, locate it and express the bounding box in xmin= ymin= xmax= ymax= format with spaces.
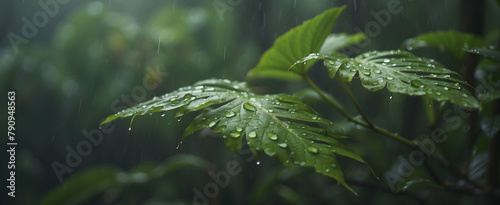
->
xmin=92 ymin=5 xmax=499 ymax=203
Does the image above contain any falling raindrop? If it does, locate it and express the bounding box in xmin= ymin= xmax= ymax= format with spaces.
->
xmin=157 ymin=36 xmax=161 ymax=54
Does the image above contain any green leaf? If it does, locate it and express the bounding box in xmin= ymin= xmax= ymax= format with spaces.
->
xmin=247 ymin=7 xmax=345 ymax=81
xmin=319 ymin=33 xmax=366 ymax=54
xmin=292 ymin=50 xmax=479 ymax=108
xmin=41 ymin=155 xmax=205 ymax=205
xmin=41 ymin=166 xmax=119 ymax=205
xmin=466 ymin=47 xmax=500 ymax=63
xmin=101 ymin=79 xmax=371 ymax=194
xmin=481 ymin=115 xmax=500 ymax=139
xmin=396 ymin=178 xmax=442 ymax=192
xmin=403 ymin=30 xmax=486 ymax=63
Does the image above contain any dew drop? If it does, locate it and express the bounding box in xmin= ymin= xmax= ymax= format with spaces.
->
xmin=267 ymin=132 xmax=278 ymax=141
xmin=331 ymin=164 xmax=337 ymax=168
xmin=410 ymin=79 xmax=423 ymax=87
xmin=236 ymin=126 xmax=243 ymax=132
xmin=215 ymin=125 xmax=226 ymax=133
xmin=361 ymin=70 xmax=371 ymax=76
xmin=128 ymin=127 xmax=132 ymax=131
xmin=325 ymin=169 xmax=330 ymax=173
xmin=374 ymin=70 xmax=381 ymax=74
xmin=243 ymin=103 xmax=257 ymax=112
xmin=277 ymin=143 xmax=288 ymax=148
xmin=386 ymin=76 xmax=394 ymax=80
xmin=256 ymin=161 xmax=260 ymax=165
xmin=230 ymin=132 xmax=241 ymax=138
xmin=248 ymin=131 xmax=257 ymax=138
xmin=443 ymin=87 xmax=449 ymax=90
xmin=208 ymin=121 xmax=217 ymax=128
xmin=311 ymin=115 xmax=318 ymax=120
xmin=183 ymin=94 xmax=194 ymax=100
xmin=307 ymin=147 xmax=318 ymax=154
xmin=225 ymin=111 xmax=236 ymax=118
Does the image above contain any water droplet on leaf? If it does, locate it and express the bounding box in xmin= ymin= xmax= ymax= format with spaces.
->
xmin=307 ymin=147 xmax=318 ymax=154
xmin=243 ymin=103 xmax=257 ymax=112
xmin=277 ymin=143 xmax=287 ymax=148
xmin=230 ymin=132 xmax=241 ymax=138
xmin=209 ymin=121 xmax=217 ymax=128
xmin=410 ymin=79 xmax=423 ymax=87
xmin=248 ymin=131 xmax=257 ymax=138
xmin=225 ymin=111 xmax=236 ymax=118
xmin=267 ymin=132 xmax=278 ymax=141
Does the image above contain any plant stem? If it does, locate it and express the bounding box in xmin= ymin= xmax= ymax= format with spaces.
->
xmin=303 ymin=75 xmax=418 ymax=149
xmin=303 ymin=75 xmax=351 ymax=119
xmin=336 ymin=76 xmax=374 ymax=129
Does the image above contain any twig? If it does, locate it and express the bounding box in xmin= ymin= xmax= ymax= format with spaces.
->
xmin=303 ymin=75 xmax=419 ymax=149
xmin=345 ymin=178 xmax=428 ymax=204
xmin=336 ymin=76 xmax=374 ymax=129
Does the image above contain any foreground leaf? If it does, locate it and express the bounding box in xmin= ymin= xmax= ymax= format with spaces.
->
xmin=403 ymin=30 xmax=486 ymax=63
xmin=247 ymin=7 xmax=345 ymax=81
xmin=101 ymin=79 xmax=371 ymax=194
xmin=292 ymin=50 xmax=479 ymax=108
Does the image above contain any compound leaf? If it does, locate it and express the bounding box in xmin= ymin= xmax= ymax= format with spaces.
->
xmin=101 ymin=79 xmax=370 ymax=194
xmin=292 ymin=50 xmax=479 ymax=108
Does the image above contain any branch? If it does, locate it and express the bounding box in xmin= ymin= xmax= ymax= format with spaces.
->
xmin=303 ymin=75 xmax=418 ymax=149
xmin=345 ymin=178 xmax=428 ymax=204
